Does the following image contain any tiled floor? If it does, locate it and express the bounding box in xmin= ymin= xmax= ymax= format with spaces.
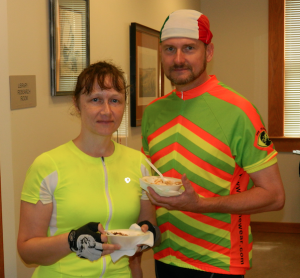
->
xmin=246 ymin=232 xmax=300 ymax=277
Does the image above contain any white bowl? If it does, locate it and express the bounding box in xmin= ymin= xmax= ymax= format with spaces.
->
xmin=139 ymin=176 xmax=182 ymax=196
xmin=106 ymin=229 xmax=151 ymax=250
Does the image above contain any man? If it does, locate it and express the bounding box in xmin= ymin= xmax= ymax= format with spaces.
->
xmin=141 ymin=9 xmax=285 ymax=278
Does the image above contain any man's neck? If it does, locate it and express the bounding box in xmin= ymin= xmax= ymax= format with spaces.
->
xmin=175 ymin=72 xmax=211 ymax=92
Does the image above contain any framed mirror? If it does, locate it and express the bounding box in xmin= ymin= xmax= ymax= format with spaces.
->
xmin=49 ymin=0 xmax=90 ymax=96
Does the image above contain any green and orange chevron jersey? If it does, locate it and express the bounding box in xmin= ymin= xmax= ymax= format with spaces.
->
xmin=141 ymin=75 xmax=277 ymax=275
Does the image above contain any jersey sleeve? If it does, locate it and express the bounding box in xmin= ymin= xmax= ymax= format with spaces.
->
xmin=21 ymin=153 xmax=58 ymax=205
xmin=141 ymin=108 xmax=151 ymax=158
xmin=140 ymin=153 xmax=152 ymax=200
xmin=228 ymin=105 xmax=278 ymax=173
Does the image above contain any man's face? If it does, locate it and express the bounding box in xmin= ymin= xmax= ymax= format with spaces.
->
xmin=160 ymin=38 xmax=211 ymax=91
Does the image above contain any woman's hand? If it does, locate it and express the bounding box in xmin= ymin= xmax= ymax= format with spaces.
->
xmin=138 ymin=223 xmax=152 ymax=252
xmin=139 ymin=223 xmax=150 ymax=233
xmin=98 ymin=224 xmax=122 ymax=254
xmin=17 ymin=201 xmax=120 ymax=266
xmin=68 ymin=222 xmax=121 ymax=261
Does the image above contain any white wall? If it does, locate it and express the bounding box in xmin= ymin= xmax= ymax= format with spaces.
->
xmin=201 ymin=0 xmax=299 ymax=223
xmin=2 ymin=1 xmax=201 ymax=277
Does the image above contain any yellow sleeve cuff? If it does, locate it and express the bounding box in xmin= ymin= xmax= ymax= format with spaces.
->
xmin=246 ymin=157 xmax=278 ymax=174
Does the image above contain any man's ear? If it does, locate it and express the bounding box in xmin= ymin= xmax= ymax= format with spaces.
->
xmin=206 ymin=42 xmax=214 ymax=63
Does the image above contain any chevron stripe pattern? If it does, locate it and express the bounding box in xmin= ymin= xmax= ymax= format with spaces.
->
xmin=141 ymin=76 xmax=277 ymax=275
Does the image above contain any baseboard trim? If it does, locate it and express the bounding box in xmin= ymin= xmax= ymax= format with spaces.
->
xmin=251 ymin=221 xmax=300 ymax=233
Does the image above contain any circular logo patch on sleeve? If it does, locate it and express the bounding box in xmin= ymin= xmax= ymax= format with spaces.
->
xmin=257 ymin=131 xmax=272 ymax=147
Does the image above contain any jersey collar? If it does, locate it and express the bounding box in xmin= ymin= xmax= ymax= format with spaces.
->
xmin=175 ymin=75 xmax=218 ymax=100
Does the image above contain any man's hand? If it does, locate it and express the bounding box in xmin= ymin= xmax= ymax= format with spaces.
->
xmin=147 ymin=174 xmax=200 ymax=212
xmin=147 ymin=164 xmax=285 ymax=215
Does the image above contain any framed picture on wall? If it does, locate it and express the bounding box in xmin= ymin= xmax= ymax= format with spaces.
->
xmin=49 ymin=0 xmax=90 ymax=96
xmin=130 ymin=23 xmax=164 ymax=127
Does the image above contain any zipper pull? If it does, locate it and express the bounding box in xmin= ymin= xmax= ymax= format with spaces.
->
xmin=181 ymin=91 xmax=183 ymax=99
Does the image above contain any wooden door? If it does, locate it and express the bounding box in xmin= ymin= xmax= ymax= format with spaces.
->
xmin=0 ymin=172 xmax=4 ymax=277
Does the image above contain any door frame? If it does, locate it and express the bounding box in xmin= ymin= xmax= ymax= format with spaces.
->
xmin=0 ymin=172 xmax=5 ymax=277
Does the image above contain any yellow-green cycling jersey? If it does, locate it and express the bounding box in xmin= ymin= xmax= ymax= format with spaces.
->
xmin=21 ymin=140 xmax=151 ymax=278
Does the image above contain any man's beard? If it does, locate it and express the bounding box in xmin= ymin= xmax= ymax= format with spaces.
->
xmin=165 ymin=58 xmax=207 ymax=86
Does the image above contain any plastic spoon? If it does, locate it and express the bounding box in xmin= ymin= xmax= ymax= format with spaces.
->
xmin=145 ymin=158 xmax=166 ymax=182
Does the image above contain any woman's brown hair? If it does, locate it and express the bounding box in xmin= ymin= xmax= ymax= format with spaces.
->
xmin=73 ymin=61 xmax=128 ymax=109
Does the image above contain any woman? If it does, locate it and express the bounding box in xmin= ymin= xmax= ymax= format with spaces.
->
xmin=17 ymin=61 xmax=157 ymax=278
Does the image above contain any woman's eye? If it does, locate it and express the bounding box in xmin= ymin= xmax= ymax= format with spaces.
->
xmin=111 ymin=99 xmax=119 ymax=103
xmin=92 ymin=98 xmax=98 ymax=102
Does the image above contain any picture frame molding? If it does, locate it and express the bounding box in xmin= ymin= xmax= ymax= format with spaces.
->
xmin=129 ymin=22 xmax=164 ymax=127
xmin=49 ymin=0 xmax=90 ymax=96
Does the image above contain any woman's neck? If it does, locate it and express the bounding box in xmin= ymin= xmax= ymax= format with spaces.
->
xmin=73 ymin=133 xmax=115 ymax=158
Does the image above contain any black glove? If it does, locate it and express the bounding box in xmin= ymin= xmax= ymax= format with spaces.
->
xmin=68 ymin=222 xmax=103 ymax=261
xmin=138 ymin=220 xmax=161 ymax=249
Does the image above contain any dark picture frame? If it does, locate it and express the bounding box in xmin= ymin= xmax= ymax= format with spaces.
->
xmin=130 ymin=23 xmax=164 ymax=127
xmin=49 ymin=0 xmax=90 ymax=96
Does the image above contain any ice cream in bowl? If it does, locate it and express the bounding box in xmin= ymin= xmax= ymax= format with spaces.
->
xmin=139 ymin=176 xmax=183 ymax=197
xmin=106 ymin=229 xmax=151 ymax=250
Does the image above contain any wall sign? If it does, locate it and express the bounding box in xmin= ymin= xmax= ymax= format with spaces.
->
xmin=9 ymin=75 xmax=36 ymax=110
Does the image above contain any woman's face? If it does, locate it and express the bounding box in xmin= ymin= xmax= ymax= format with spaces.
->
xmin=76 ymin=78 xmax=126 ymax=138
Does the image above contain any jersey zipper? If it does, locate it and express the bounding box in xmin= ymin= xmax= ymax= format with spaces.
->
xmin=101 ymin=157 xmax=113 ymax=229
xmin=100 ymin=156 xmax=113 ymax=278
xmin=181 ymin=91 xmax=184 ymax=99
